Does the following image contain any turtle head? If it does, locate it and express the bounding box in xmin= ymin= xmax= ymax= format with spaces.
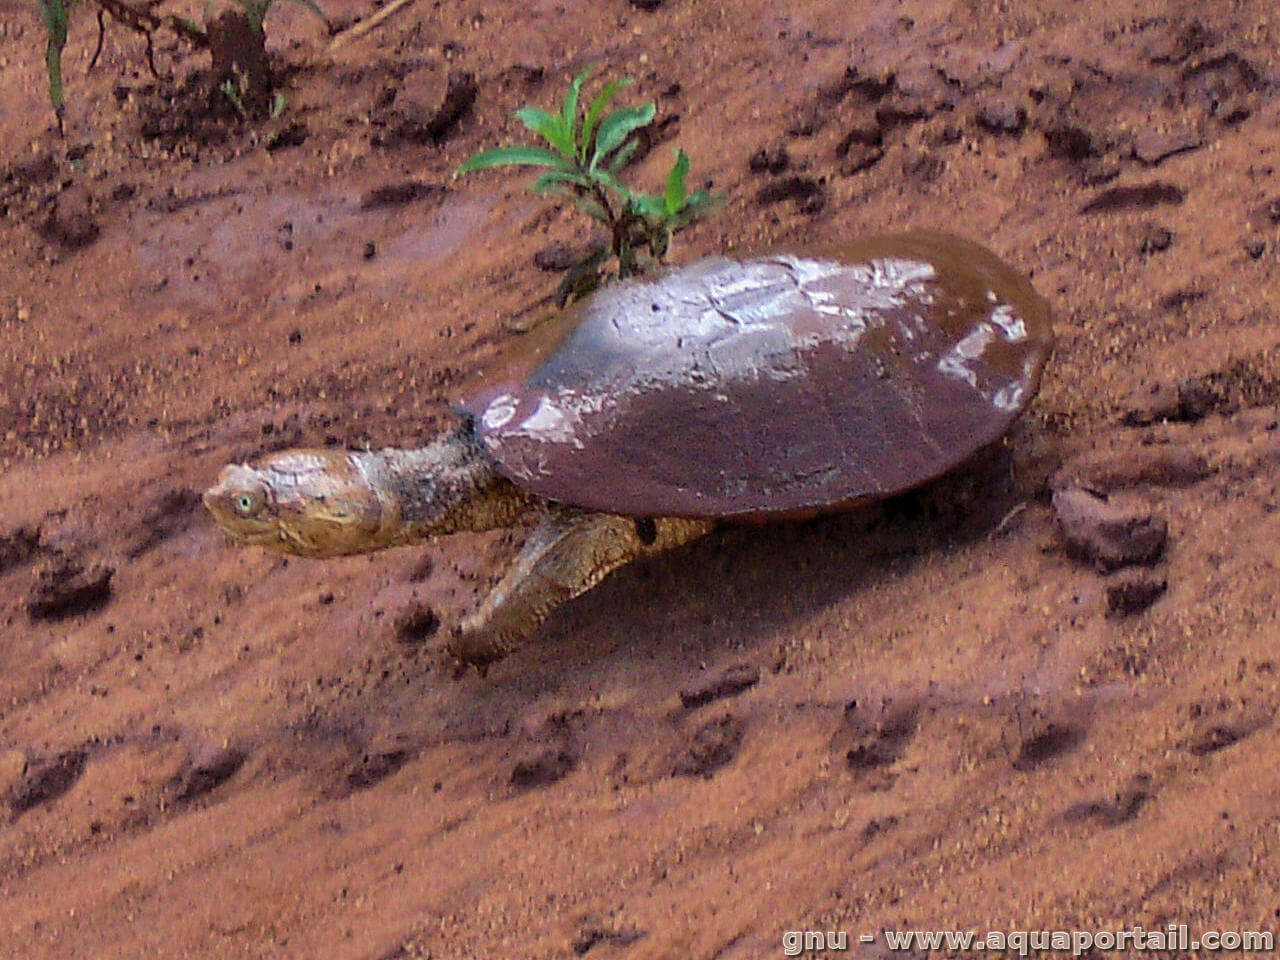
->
xmin=204 ymin=449 xmax=403 ymax=558
xmin=205 ymin=430 xmax=524 ymax=557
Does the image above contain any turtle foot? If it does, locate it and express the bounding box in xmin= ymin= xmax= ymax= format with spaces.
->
xmin=447 ymin=618 xmax=512 ymax=677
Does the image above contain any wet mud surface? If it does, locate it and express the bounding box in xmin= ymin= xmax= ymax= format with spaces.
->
xmin=3 ymin=0 xmax=1280 ymax=957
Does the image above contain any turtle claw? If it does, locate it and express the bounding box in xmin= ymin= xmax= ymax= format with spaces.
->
xmin=447 ymin=619 xmax=508 ymax=677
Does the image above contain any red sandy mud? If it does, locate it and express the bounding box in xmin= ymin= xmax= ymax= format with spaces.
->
xmin=2 ymin=1 xmax=1280 ymax=957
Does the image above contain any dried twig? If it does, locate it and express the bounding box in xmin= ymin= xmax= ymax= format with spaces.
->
xmin=327 ymin=0 xmax=415 ymax=51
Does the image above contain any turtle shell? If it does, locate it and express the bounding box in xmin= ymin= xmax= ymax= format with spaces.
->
xmin=460 ymin=232 xmax=1052 ymax=519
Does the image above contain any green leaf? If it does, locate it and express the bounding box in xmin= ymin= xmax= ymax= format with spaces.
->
xmin=516 ymin=107 xmax=574 ymax=158
xmin=589 ymin=167 xmax=633 ymax=203
xmin=581 ymin=76 xmax=631 ymax=160
xmin=606 ymin=137 xmax=640 ymax=174
xmin=664 ymin=148 xmax=689 ymax=215
xmin=531 ymin=168 xmax=591 ymax=193
xmin=671 ymin=188 xmax=720 ymax=227
xmin=562 ymin=67 xmax=590 ymax=147
xmin=648 ymin=223 xmax=671 ymax=260
xmin=590 ymin=102 xmax=655 ymax=171
xmin=571 ymin=195 xmax=610 ymax=222
xmin=220 ymin=79 xmax=250 ymax=121
xmin=37 ymin=0 xmax=70 ymax=113
xmin=630 ymin=193 xmax=666 ymax=220
xmin=455 ymin=145 xmax=574 ymax=177
xmin=232 ymin=0 xmax=269 ymax=34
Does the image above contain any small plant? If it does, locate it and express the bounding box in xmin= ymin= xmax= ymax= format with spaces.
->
xmin=36 ymin=0 xmax=209 ymax=131
xmin=32 ymin=0 xmax=325 ymax=130
xmin=456 ymin=68 xmax=717 ymax=300
xmin=206 ymin=0 xmax=327 ymax=120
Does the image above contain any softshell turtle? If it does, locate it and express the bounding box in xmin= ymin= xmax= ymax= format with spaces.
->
xmin=204 ymin=232 xmax=1052 ymax=669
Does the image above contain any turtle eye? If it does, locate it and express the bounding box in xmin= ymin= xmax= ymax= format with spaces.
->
xmin=235 ymin=493 xmax=259 ymax=515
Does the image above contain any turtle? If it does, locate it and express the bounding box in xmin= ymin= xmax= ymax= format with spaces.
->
xmin=204 ymin=231 xmax=1052 ymax=670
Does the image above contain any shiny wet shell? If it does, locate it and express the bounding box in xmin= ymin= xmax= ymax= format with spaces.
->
xmin=460 ymin=232 xmax=1052 ymax=518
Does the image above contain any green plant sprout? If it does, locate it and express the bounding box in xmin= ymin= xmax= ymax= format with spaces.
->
xmin=456 ymin=68 xmax=718 ymax=301
xmin=36 ymin=0 xmax=209 ymax=131
xmin=206 ymin=0 xmax=326 ymax=120
xmin=33 ymin=0 xmax=324 ymax=130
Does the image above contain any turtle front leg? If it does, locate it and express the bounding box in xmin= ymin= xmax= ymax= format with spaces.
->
xmin=450 ymin=508 xmax=716 ymax=671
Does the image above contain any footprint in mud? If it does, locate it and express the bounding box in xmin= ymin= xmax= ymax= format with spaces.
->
xmin=6 ymin=749 xmax=88 ymax=816
xmin=25 ymin=556 xmax=114 ymax=621
xmin=672 ymin=715 xmax=745 ymax=779
xmin=1012 ymin=721 xmax=1085 ymax=772
xmin=571 ymin=919 xmax=645 ymax=955
xmin=126 ymin=486 xmax=202 ymax=559
xmin=510 ymin=747 xmax=577 ymax=790
xmin=1062 ymin=773 xmax=1154 ymax=827
xmin=393 ymin=603 xmax=441 ymax=645
xmin=831 ymin=698 xmax=919 ymax=785
xmin=679 ymin=662 xmax=760 ymax=709
xmin=339 ymin=750 xmax=413 ymax=795
xmin=1185 ymin=710 xmax=1268 ymax=757
xmin=169 ymin=746 xmax=246 ymax=804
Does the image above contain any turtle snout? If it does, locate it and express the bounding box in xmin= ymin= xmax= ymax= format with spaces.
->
xmin=203 ymin=465 xmax=280 ymax=546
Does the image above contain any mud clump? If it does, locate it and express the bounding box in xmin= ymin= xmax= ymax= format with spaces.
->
xmin=1105 ymin=570 xmax=1168 ymax=618
xmin=835 ymin=123 xmax=885 ymax=175
xmin=672 ymin=715 xmax=744 ymax=778
xmin=679 ymin=663 xmax=760 ymax=709
xmin=1137 ymin=223 xmax=1174 ymax=255
xmin=0 ymin=152 xmax=59 ymax=216
xmin=532 ymin=239 xmax=606 ymax=273
xmin=747 ymin=144 xmax=790 ymax=175
xmin=1121 ymin=377 xmax=1215 ymax=426
xmin=1043 ymin=124 xmax=1101 ymax=161
xmin=1080 ymin=182 xmax=1185 ymax=213
xmin=373 ymin=71 xmax=478 ymax=148
xmin=1180 ymin=53 xmax=1261 ymax=123
xmin=0 ymin=525 xmax=41 ymax=574
xmin=975 ymin=98 xmax=1027 ymax=135
xmin=1055 ymin=443 xmax=1212 ymax=491
xmin=1132 ymin=125 xmax=1203 ymax=166
xmin=26 ymin=557 xmax=114 ymax=621
xmin=754 ymin=176 xmax=825 ymax=213
xmin=265 ymin=123 xmax=309 ymax=153
xmin=510 ymin=747 xmax=577 ymax=790
xmin=1051 ymin=486 xmax=1167 ymax=571
xmin=6 ymin=749 xmax=88 ymax=815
